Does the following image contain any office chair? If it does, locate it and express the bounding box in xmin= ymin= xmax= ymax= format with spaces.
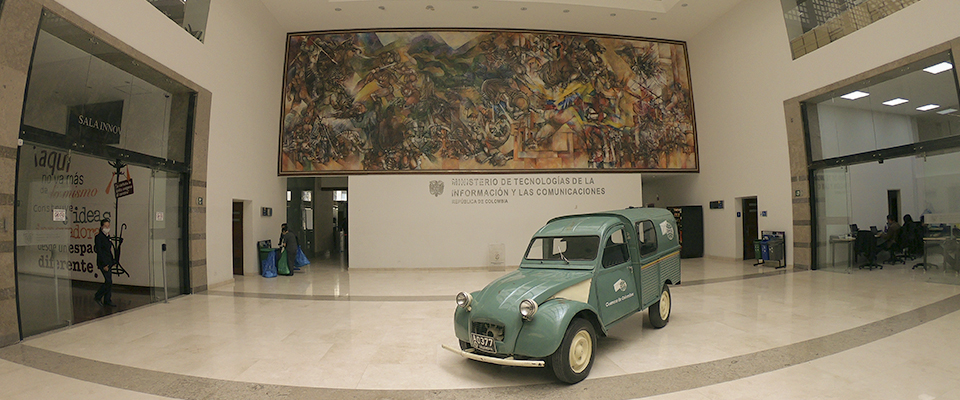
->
xmin=901 ymin=220 xmax=922 ymax=260
xmin=884 ymin=227 xmax=907 ymax=265
xmin=855 ymin=230 xmax=882 ymax=270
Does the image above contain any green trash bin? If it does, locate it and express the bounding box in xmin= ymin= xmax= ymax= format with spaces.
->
xmin=258 ymin=247 xmax=274 ymax=264
xmin=257 ymin=241 xmax=276 ymax=275
xmin=753 ymin=239 xmax=764 ymax=260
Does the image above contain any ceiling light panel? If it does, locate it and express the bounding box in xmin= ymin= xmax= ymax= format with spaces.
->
xmin=923 ymin=62 xmax=954 ymax=74
xmin=916 ymin=104 xmax=940 ymax=111
xmin=937 ymin=108 xmax=958 ymax=115
xmin=882 ymin=98 xmax=909 ymax=106
xmin=840 ymin=90 xmax=869 ymax=100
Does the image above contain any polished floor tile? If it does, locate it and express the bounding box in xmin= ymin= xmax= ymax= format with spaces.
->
xmin=4 ymin=257 xmax=960 ymax=398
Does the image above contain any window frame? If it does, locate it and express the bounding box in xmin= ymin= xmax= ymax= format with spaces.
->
xmin=637 ymin=220 xmax=659 ymax=257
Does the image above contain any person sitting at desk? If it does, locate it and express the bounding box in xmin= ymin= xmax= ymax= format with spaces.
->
xmin=878 ymin=214 xmax=900 ymax=250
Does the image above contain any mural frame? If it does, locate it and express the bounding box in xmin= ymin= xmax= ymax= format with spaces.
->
xmin=278 ymin=28 xmax=699 ymax=176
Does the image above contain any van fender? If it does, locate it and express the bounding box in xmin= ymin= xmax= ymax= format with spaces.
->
xmin=514 ymin=299 xmax=601 ymax=358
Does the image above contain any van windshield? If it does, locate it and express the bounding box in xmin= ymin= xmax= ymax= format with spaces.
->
xmin=524 ymin=236 xmax=600 ymax=263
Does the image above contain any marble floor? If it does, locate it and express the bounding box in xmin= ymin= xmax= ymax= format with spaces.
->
xmin=2 ymin=257 xmax=960 ymax=399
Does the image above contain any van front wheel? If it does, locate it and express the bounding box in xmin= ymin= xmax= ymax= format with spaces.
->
xmin=549 ymin=318 xmax=596 ymax=384
xmin=649 ymin=284 xmax=671 ymax=329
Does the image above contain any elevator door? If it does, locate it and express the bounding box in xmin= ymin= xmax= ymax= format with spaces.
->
xmin=232 ymin=202 xmax=244 ymax=275
xmin=742 ymin=198 xmax=759 ymax=259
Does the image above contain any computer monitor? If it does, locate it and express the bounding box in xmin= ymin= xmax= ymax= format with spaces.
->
xmin=870 ymin=226 xmax=879 ymax=235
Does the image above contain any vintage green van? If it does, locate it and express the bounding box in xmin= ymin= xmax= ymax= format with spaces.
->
xmin=442 ymin=207 xmax=681 ymax=383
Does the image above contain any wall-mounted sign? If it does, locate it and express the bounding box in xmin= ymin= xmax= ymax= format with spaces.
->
xmin=67 ymin=101 xmax=123 ymax=144
xmin=156 ymin=212 xmax=164 ymax=221
xmin=52 ymin=208 xmax=66 ymax=222
xmin=261 ymin=207 xmax=273 ymax=217
xmin=709 ymin=200 xmax=724 ymax=209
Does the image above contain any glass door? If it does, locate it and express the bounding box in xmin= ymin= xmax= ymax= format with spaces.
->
xmin=15 ymin=144 xmax=78 ymax=336
xmin=813 ymin=166 xmax=854 ymax=271
xmin=149 ymin=170 xmax=182 ymax=301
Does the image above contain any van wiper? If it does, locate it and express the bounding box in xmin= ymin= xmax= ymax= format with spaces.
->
xmin=558 ymin=251 xmax=570 ymax=264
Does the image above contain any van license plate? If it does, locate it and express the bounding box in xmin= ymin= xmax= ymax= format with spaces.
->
xmin=471 ymin=333 xmax=496 ymax=353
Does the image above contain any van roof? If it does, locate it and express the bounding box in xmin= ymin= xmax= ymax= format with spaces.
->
xmin=537 ymin=207 xmax=675 ymax=237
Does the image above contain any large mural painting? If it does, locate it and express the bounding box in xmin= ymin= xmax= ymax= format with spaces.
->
xmin=279 ymin=29 xmax=698 ymax=174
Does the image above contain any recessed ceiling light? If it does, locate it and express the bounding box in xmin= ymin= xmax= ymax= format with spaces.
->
xmin=378 ymin=5 xmax=385 ymax=10
xmin=882 ymin=98 xmax=909 ymax=106
xmin=682 ymin=3 xmax=689 ymax=6
xmin=563 ymin=9 xmax=570 ymax=13
xmin=520 ymin=7 xmax=527 ymax=10
xmin=651 ymin=17 xmax=658 ymax=20
xmin=472 ymin=5 xmax=479 ymax=9
xmin=840 ymin=90 xmax=869 ymax=100
xmin=936 ymin=108 xmax=957 ymax=115
xmin=923 ymin=62 xmax=953 ymax=74
xmin=426 ymin=5 xmax=434 ymax=10
xmin=610 ymin=13 xmax=616 ymax=16
xmin=917 ymin=104 xmax=940 ymax=111
xmin=334 ymin=7 xmax=341 ymax=11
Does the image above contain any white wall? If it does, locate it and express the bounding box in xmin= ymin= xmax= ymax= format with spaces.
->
xmin=681 ymin=0 xmax=960 ymax=264
xmin=816 ymin=104 xmax=917 ymax=159
xmin=349 ymin=173 xmax=642 ymax=269
xmin=641 ymin=175 xmax=698 ymax=209
xmin=53 ymin=0 xmax=288 ymax=285
xmin=916 ymin=151 xmax=960 ymax=215
xmin=848 ymin=157 xmax=920 ymax=228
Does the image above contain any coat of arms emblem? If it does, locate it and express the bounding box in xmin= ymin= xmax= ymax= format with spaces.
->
xmin=429 ymin=180 xmax=444 ymax=197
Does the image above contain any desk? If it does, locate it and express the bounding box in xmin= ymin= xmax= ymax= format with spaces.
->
xmin=830 ymin=236 xmax=855 ymax=269
xmin=916 ymin=237 xmax=947 ymax=270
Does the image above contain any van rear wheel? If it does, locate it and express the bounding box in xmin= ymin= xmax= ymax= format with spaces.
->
xmin=649 ymin=284 xmax=671 ymax=329
xmin=549 ymin=318 xmax=596 ymax=384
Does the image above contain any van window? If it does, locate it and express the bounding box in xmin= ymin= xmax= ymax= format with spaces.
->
xmin=525 ymin=236 xmax=600 ymax=261
xmin=602 ymin=228 xmax=630 ymax=268
xmin=637 ymin=220 xmax=658 ymax=257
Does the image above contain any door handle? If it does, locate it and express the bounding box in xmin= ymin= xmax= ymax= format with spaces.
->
xmin=628 ymin=266 xmax=634 ymax=273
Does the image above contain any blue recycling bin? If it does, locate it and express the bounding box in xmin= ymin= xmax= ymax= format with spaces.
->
xmin=760 ymin=239 xmax=770 ymax=260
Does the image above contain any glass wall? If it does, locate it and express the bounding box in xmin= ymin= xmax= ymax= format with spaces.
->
xmin=782 ymin=0 xmax=921 ymax=59
xmin=805 ymin=51 xmax=959 ymax=162
xmin=15 ymin=10 xmax=192 ymax=338
xmin=21 ymin=11 xmax=192 ymax=163
xmin=16 ymin=147 xmax=184 ymax=335
xmin=146 ymin=0 xmax=211 ymax=42
xmin=806 ymin=48 xmax=960 ymax=273
xmin=814 ymin=150 xmax=960 ymax=272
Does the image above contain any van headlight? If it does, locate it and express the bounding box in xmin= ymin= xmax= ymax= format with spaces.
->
xmin=519 ymin=299 xmax=538 ymax=320
xmin=456 ymin=292 xmax=473 ymax=309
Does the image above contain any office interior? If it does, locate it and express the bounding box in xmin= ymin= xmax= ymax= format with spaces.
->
xmin=1 ymin=0 xmax=960 ymax=398
xmin=807 ymin=50 xmax=960 ymax=275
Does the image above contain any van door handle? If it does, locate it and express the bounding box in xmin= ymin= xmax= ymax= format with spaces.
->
xmin=628 ymin=266 xmax=634 ymax=273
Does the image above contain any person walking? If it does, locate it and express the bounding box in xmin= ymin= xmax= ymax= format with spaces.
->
xmin=94 ymin=218 xmax=117 ymax=307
